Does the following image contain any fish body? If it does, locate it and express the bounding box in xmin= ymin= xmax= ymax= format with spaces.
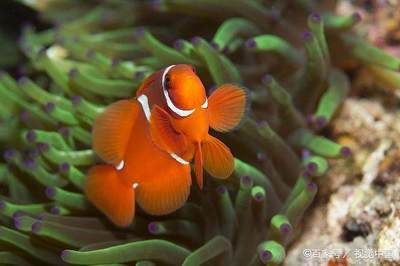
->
xmin=85 ymin=64 xmax=247 ymax=227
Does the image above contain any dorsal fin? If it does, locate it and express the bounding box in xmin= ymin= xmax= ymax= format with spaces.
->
xmin=136 ymin=70 xmax=163 ymax=96
xmin=92 ymin=100 xmax=139 ymax=165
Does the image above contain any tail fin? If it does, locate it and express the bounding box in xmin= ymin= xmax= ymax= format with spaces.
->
xmin=194 ymin=142 xmax=203 ymax=189
xmin=85 ymin=165 xmax=135 ymax=227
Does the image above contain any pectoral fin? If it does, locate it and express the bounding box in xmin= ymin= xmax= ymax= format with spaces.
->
xmin=202 ymin=135 xmax=234 ymax=179
xmin=208 ymin=84 xmax=248 ymax=132
xmin=150 ymin=105 xmax=187 ymax=154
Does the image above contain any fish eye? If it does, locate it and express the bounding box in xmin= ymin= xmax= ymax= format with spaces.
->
xmin=163 ymin=74 xmax=171 ymax=90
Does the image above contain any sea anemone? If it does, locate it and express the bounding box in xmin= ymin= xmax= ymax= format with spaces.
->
xmin=0 ymin=1 xmax=398 ymax=265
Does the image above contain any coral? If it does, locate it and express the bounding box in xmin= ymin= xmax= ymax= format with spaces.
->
xmin=0 ymin=0 xmax=398 ymax=265
xmin=285 ymin=96 xmax=400 ymax=265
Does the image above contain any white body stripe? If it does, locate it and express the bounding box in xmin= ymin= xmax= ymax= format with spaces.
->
xmin=170 ymin=153 xmax=190 ymax=165
xmin=133 ymin=183 xmax=139 ymax=189
xmin=116 ymin=160 xmax=124 ymax=171
xmin=137 ymin=94 xmax=151 ymax=121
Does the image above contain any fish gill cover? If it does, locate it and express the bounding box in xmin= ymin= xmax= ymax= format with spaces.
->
xmin=0 ymin=0 xmax=397 ymax=265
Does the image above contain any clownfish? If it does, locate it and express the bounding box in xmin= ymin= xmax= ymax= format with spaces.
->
xmin=85 ymin=64 xmax=248 ymax=227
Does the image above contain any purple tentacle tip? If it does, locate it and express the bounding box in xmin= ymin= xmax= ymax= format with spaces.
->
xmin=209 ymin=41 xmax=219 ymax=50
xmin=31 ymin=221 xmax=42 ymax=233
xmin=173 ymin=39 xmax=185 ymax=50
xmin=301 ymin=149 xmax=311 ymax=160
xmin=0 ymin=200 xmax=5 ymax=210
xmin=111 ymin=58 xmax=120 ymax=67
xmin=13 ymin=216 xmax=22 ymax=229
xmin=150 ymin=0 xmax=162 ymax=10
xmin=148 ymin=222 xmax=159 ymax=234
xmin=59 ymin=162 xmax=70 ymax=173
xmin=16 ymin=67 xmax=28 ymax=79
xmin=17 ymin=76 xmax=28 ymax=86
xmin=307 ymin=182 xmax=317 ymax=192
xmin=3 ymin=149 xmax=16 ymax=160
xmin=60 ymin=250 xmax=69 ymax=261
xmin=306 ymin=162 xmax=318 ymax=173
xmin=254 ymin=192 xmax=265 ymax=202
xmin=45 ymin=187 xmax=56 ymax=199
xmin=28 ymin=148 xmax=40 ymax=158
xmin=70 ymin=95 xmax=82 ymax=106
xmin=191 ymin=36 xmax=202 ymax=46
xmin=26 ymin=130 xmax=36 ymax=143
xmin=302 ymin=169 xmax=312 ymax=178
xmin=306 ymin=114 xmax=315 ymax=125
xmin=262 ymin=74 xmax=273 ymax=85
xmin=134 ymin=27 xmax=146 ymax=38
xmin=352 ymin=12 xmax=362 ymax=23
xmin=50 ymin=206 xmax=61 ymax=215
xmin=12 ymin=211 xmax=23 ymax=220
xmin=257 ymin=152 xmax=267 ymax=162
xmin=58 ymin=127 xmax=70 ymax=138
xmin=37 ymin=143 xmax=49 ymax=153
xmin=280 ymin=223 xmax=292 ymax=234
xmin=19 ymin=110 xmax=30 ymax=122
xmin=341 ymin=146 xmax=352 ymax=157
xmin=245 ymin=38 xmax=257 ymax=49
xmin=302 ymin=31 xmax=313 ymax=42
xmin=68 ymin=68 xmax=78 ymax=79
xmin=23 ymin=158 xmax=37 ymax=170
xmin=216 ymin=185 xmax=227 ymax=194
xmin=241 ymin=175 xmax=253 ymax=187
xmin=315 ymin=116 xmax=328 ymax=129
xmin=134 ymin=71 xmax=145 ymax=80
xmin=256 ymin=120 xmax=269 ymax=129
xmin=259 ymin=250 xmax=272 ymax=263
xmin=310 ymin=12 xmax=321 ymax=23
xmin=44 ymin=102 xmax=55 ymax=113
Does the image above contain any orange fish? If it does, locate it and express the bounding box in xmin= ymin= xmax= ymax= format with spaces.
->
xmin=85 ymin=64 xmax=247 ymax=227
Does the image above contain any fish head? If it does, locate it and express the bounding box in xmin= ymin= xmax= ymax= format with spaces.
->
xmin=163 ymin=64 xmax=206 ymax=109
xmin=162 ymin=64 xmax=210 ymax=143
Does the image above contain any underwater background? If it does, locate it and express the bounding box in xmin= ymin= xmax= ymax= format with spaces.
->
xmin=1 ymin=0 xmax=400 ymax=265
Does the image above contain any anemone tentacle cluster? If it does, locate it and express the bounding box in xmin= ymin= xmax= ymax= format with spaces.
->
xmin=0 ymin=1 xmax=398 ymax=265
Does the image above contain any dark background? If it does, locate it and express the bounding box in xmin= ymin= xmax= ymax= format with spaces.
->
xmin=0 ymin=0 xmax=48 ymax=73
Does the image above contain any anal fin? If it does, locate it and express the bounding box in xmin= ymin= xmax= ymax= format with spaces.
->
xmin=136 ymin=162 xmax=191 ymax=215
xmin=202 ymin=135 xmax=234 ymax=179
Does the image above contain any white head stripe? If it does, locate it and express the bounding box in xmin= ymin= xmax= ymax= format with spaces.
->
xmin=170 ymin=153 xmax=189 ymax=165
xmin=162 ymin=65 xmax=195 ymax=117
xmin=162 ymin=65 xmax=175 ymax=89
xmin=116 ymin=160 xmax=124 ymax=171
xmin=201 ymin=98 xmax=208 ymax=109
xmin=137 ymin=94 xmax=151 ymax=121
xmin=163 ymin=89 xmax=195 ymax=117
xmin=133 ymin=183 xmax=139 ymax=189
